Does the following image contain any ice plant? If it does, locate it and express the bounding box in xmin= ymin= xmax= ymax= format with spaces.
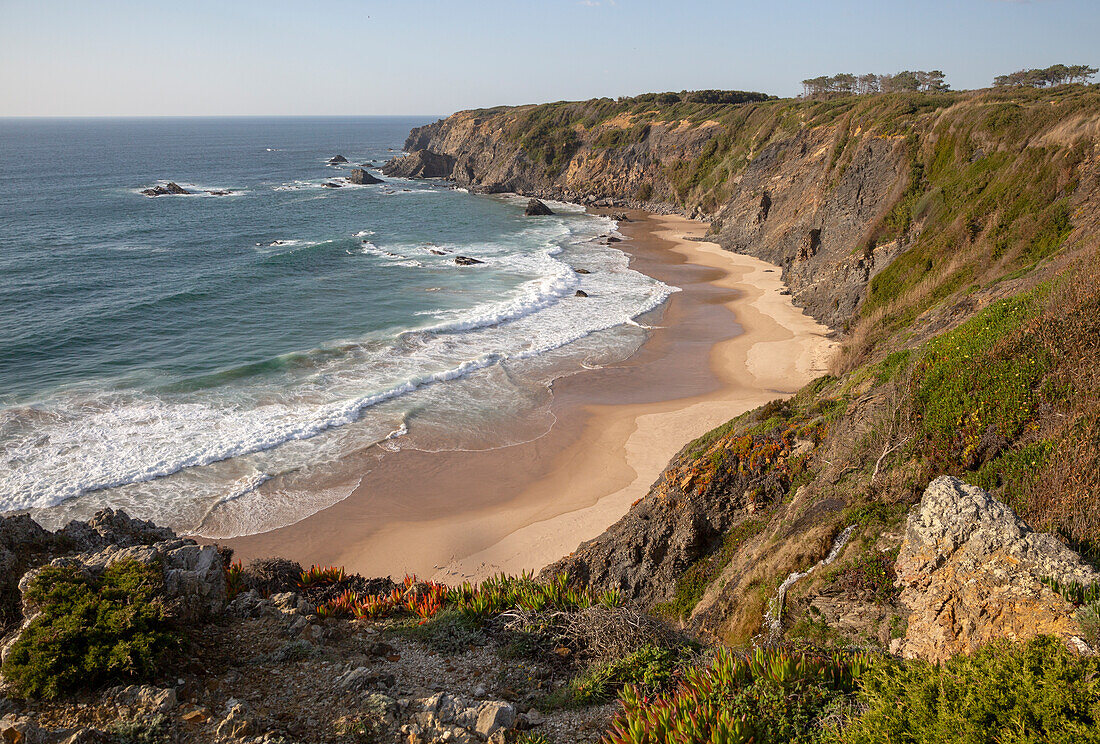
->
xmin=298 ymin=565 xmax=346 ymax=589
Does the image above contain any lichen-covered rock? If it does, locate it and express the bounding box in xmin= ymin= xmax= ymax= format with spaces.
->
xmin=895 ymin=476 xmax=1098 ymax=662
xmin=56 ymin=508 xmax=175 ymax=552
xmin=110 ymin=684 xmax=178 ymax=714
xmin=475 ymin=701 xmax=515 ymax=737
xmin=15 ymin=537 xmax=226 ymax=630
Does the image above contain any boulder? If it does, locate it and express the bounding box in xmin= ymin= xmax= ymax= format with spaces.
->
xmin=574 ymin=268 xmax=591 ymax=274
xmin=574 ymin=290 xmax=588 ymax=298
xmin=895 ymin=476 xmax=1100 ymax=662
xmin=454 ymin=256 xmax=484 ymax=266
xmin=475 ymin=702 xmax=515 ymax=737
xmin=328 ymin=155 xmax=348 ymax=164
xmin=523 ymin=199 xmax=554 ymax=216
xmin=348 ymin=168 xmax=383 ymax=185
xmin=322 ymin=182 xmax=342 ymax=188
xmin=0 ymin=715 xmax=45 ymax=744
xmin=110 ymin=684 xmax=178 ymax=714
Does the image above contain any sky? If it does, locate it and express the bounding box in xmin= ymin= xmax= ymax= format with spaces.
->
xmin=0 ymin=0 xmax=1097 ymax=117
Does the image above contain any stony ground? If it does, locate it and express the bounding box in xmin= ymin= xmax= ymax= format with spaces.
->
xmin=2 ymin=588 xmax=619 ymax=744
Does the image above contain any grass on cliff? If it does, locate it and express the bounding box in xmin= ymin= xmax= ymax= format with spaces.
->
xmin=1 ymin=560 xmax=178 ymax=699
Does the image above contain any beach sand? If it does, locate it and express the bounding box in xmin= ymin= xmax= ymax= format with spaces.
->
xmin=223 ymin=212 xmax=835 ymax=580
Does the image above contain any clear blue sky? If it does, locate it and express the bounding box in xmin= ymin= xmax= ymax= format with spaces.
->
xmin=1 ymin=0 xmax=1096 ymax=116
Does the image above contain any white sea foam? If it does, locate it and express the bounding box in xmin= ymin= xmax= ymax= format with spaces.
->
xmin=2 ymin=206 xmax=676 ymax=531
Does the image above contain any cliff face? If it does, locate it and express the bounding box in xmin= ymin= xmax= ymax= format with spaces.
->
xmin=384 ymin=98 xmax=927 ymax=328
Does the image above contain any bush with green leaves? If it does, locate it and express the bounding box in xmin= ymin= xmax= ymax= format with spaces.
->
xmin=1 ymin=559 xmax=178 ymax=699
xmin=570 ymin=644 xmax=681 ymax=705
xmin=839 ymin=636 xmax=1100 ymax=744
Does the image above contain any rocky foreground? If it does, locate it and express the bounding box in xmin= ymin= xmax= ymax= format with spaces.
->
xmin=1 ymin=475 xmax=1097 ymax=743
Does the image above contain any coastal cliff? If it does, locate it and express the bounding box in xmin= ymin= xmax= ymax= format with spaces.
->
xmin=3 ymin=86 xmax=1100 ymax=743
xmin=390 ymin=85 xmax=1100 ymax=652
xmin=386 ymin=87 xmax=1100 ymax=329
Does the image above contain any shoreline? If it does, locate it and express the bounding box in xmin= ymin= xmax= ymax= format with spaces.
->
xmin=222 ymin=211 xmax=836 ymax=579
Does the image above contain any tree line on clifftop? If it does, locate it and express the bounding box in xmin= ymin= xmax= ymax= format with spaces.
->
xmin=801 ymin=64 xmax=1096 ymax=98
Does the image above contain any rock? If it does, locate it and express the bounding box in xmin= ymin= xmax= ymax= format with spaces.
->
xmin=16 ymin=537 xmax=227 ymax=629
xmin=429 ymin=249 xmax=447 ymax=256
xmin=454 ymin=256 xmax=484 ymax=266
xmin=348 ymin=168 xmax=384 ymax=185
xmin=523 ymin=199 xmax=554 ymax=216
xmin=606 ymin=236 xmax=621 ymax=243
xmin=381 ymin=150 xmax=456 ymax=179
xmin=895 ymin=476 xmax=1100 ymax=662
xmin=574 ymin=290 xmax=588 ymax=297
xmin=574 ymin=268 xmax=591 ymax=274
xmin=140 ymin=182 xmax=189 ymax=197
xmin=611 ymin=212 xmax=631 ymax=222
xmin=475 ymin=702 xmax=515 ymax=737
xmin=205 ymin=189 xmax=231 ymax=196
xmin=323 ymin=182 xmax=342 ymax=188
xmin=111 ymin=684 xmax=178 ymax=714
xmin=335 ymin=666 xmax=372 ymax=690
xmin=0 ymin=715 xmax=44 ymax=744
xmin=181 ymin=708 xmax=209 ymax=724
xmin=215 ymin=704 xmax=251 ymax=739
xmin=328 ymin=155 xmax=348 ymax=164
xmin=57 ymin=508 xmax=175 ymax=552
xmin=59 ymin=730 xmax=109 ymax=744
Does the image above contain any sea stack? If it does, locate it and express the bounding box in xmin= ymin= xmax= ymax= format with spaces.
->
xmin=328 ymin=154 xmax=348 ymax=164
xmin=348 ymin=168 xmax=383 ymax=185
xmin=524 ymin=198 xmax=554 ymax=216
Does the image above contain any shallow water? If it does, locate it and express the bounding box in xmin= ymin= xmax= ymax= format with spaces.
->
xmin=0 ymin=117 xmax=675 ymax=534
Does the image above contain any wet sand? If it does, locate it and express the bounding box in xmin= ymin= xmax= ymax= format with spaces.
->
xmin=223 ymin=212 xmax=835 ymax=580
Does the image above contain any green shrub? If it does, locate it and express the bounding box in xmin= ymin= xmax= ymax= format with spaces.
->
xmin=1 ymin=560 xmax=177 ymax=699
xmin=569 ymin=644 xmax=681 ymax=705
xmin=839 ymin=636 xmax=1100 ymax=744
xmin=107 ymin=714 xmax=171 ymax=744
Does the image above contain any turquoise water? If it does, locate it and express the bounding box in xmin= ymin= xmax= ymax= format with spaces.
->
xmin=0 ymin=117 xmax=674 ymax=535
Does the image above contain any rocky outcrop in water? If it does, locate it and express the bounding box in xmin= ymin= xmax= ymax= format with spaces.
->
xmin=349 ymin=168 xmax=383 ymax=185
xmin=894 ymin=476 xmax=1098 ymax=662
xmin=328 ymin=155 xmax=348 ymax=164
xmin=142 ymin=182 xmax=190 ymax=196
xmin=454 ymin=256 xmax=484 ymax=266
xmin=524 ymin=199 xmax=554 ymax=216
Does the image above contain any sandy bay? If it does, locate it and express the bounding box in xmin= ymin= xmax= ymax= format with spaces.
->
xmin=222 ymin=211 xmax=836 ymax=579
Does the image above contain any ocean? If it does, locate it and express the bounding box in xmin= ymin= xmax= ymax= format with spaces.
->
xmin=0 ymin=117 xmax=675 ymax=537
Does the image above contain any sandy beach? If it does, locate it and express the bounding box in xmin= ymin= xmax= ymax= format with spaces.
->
xmin=224 ymin=212 xmax=836 ymax=579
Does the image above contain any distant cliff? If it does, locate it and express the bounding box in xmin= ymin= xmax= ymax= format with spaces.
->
xmin=387 ymin=88 xmax=1099 ymax=330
